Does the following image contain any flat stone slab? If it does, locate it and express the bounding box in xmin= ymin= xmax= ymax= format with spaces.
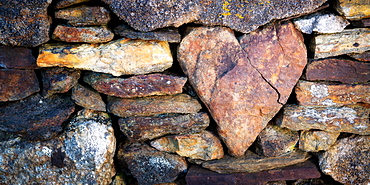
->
xmin=55 ymin=6 xmax=110 ymax=26
xmin=299 ymin=131 xmax=340 ymax=152
xmin=52 ymin=25 xmax=114 ymax=43
xmin=0 ymin=46 xmax=38 ymax=69
xmin=348 ymin=50 xmax=370 ymax=62
xmin=72 ymin=84 xmax=106 ymax=112
xmin=41 ymin=67 xmax=80 ymax=97
xmin=333 ymin=0 xmax=370 ymax=20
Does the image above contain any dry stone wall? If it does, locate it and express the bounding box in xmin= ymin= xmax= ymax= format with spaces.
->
xmin=0 ymin=0 xmax=369 ymax=184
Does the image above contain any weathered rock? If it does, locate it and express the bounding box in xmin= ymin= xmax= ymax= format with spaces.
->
xmin=118 ymin=112 xmax=209 ymax=142
xmin=0 ymin=46 xmax=38 ymax=69
xmin=150 ymin=131 xmax=224 ymax=161
xmin=295 ymin=80 xmax=370 ymax=106
xmin=305 ymin=58 xmax=370 ymax=83
xmin=178 ymin=22 xmax=306 ymax=156
xmin=186 ymin=160 xmax=321 ymax=185
xmin=102 ymin=0 xmax=326 ymax=33
xmin=117 ymin=143 xmax=187 ymax=185
xmin=265 ymin=181 xmax=287 ymax=185
xmin=348 ymin=50 xmax=370 ymax=62
xmin=84 ymin=72 xmax=187 ymax=98
xmin=72 ymin=84 xmax=106 ymax=111
xmin=319 ymin=135 xmax=370 ymax=185
xmin=0 ymin=93 xmax=75 ymax=141
xmin=292 ymin=179 xmax=326 ymax=185
xmin=0 ymin=109 xmax=116 ymax=184
xmin=114 ymin=24 xmax=181 ymax=43
xmin=0 ymin=0 xmax=51 ymax=47
xmin=299 ymin=131 xmax=340 ymax=152
xmin=351 ymin=18 xmax=370 ymax=27
xmin=54 ymin=0 xmax=90 ymax=9
xmin=55 ymin=6 xmax=110 ymax=26
xmin=293 ymin=12 xmax=349 ymax=34
xmin=255 ymin=124 xmax=299 ymax=157
xmin=310 ymin=28 xmax=370 ymax=59
xmin=41 ymin=67 xmax=80 ymax=97
xmin=37 ymin=38 xmax=173 ymax=76
xmin=278 ymin=104 xmax=370 ymax=135
xmin=0 ymin=69 xmax=40 ymax=102
xmin=333 ymin=0 xmax=370 ymax=20
xmin=201 ymin=150 xmax=311 ymax=173
xmin=108 ymin=94 xmax=202 ymax=118
xmin=52 ymin=25 xmax=114 ymax=43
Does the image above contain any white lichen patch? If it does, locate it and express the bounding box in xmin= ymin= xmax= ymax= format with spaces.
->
xmin=309 ymin=84 xmax=329 ymax=99
xmin=291 ymin=106 xmax=357 ymax=124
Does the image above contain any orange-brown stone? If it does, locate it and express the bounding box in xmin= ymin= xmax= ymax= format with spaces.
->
xmin=52 ymin=25 xmax=114 ymax=43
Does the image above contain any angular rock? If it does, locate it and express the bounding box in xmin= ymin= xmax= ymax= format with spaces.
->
xmin=295 ymin=80 xmax=370 ymax=106
xmin=72 ymin=84 xmax=106 ymax=111
xmin=0 ymin=0 xmax=51 ymax=47
xmin=255 ymin=124 xmax=299 ymax=157
xmin=201 ymin=150 xmax=311 ymax=173
xmin=348 ymin=50 xmax=370 ymax=62
xmin=117 ymin=143 xmax=187 ymax=185
xmin=310 ymin=28 xmax=370 ymax=59
xmin=52 ymin=25 xmax=114 ymax=43
xmin=118 ymin=112 xmax=209 ymax=142
xmin=293 ymin=12 xmax=349 ymax=34
xmin=41 ymin=67 xmax=80 ymax=97
xmin=178 ymin=22 xmax=306 ymax=156
xmin=55 ymin=6 xmax=110 ymax=26
xmin=54 ymin=0 xmax=90 ymax=9
xmin=0 ymin=69 xmax=40 ymax=102
xmin=278 ymin=104 xmax=370 ymax=135
xmin=333 ymin=0 xmax=370 ymax=20
xmin=150 ymin=131 xmax=224 ymax=161
xmin=0 ymin=109 xmax=116 ymax=184
xmin=102 ymin=0 xmax=325 ymax=33
xmin=299 ymin=131 xmax=340 ymax=152
xmin=351 ymin=18 xmax=370 ymax=27
xmin=108 ymin=93 xmax=202 ymax=118
xmin=0 ymin=94 xmax=75 ymax=141
xmin=84 ymin=72 xmax=187 ymax=98
xmin=0 ymin=46 xmax=38 ymax=69
xmin=37 ymin=38 xmax=173 ymax=76
xmin=265 ymin=181 xmax=287 ymax=185
xmin=305 ymin=58 xmax=370 ymax=83
xmin=319 ymin=136 xmax=370 ymax=185
xmin=114 ymin=24 xmax=181 ymax=43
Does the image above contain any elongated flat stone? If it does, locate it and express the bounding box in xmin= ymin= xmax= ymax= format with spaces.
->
xmin=72 ymin=84 xmax=106 ymax=111
xmin=293 ymin=12 xmax=349 ymax=34
xmin=333 ymin=0 xmax=370 ymax=20
xmin=54 ymin=0 xmax=90 ymax=9
xmin=351 ymin=18 xmax=370 ymax=27
xmin=55 ymin=6 xmax=110 ymax=26
xmin=0 ymin=46 xmax=38 ymax=69
xmin=41 ymin=67 xmax=80 ymax=97
xmin=299 ymin=131 xmax=340 ymax=152
xmin=278 ymin=104 xmax=370 ymax=135
xmin=37 ymin=38 xmax=173 ymax=76
xmin=52 ymin=25 xmax=114 ymax=43
xmin=348 ymin=50 xmax=370 ymax=62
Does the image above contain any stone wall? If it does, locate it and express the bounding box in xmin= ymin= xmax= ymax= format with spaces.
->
xmin=0 ymin=0 xmax=369 ymax=184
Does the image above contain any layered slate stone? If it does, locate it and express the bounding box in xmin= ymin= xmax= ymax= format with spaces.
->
xmin=84 ymin=72 xmax=187 ymax=98
xmin=0 ymin=46 xmax=38 ymax=69
xmin=295 ymin=81 xmax=370 ymax=106
xmin=102 ymin=0 xmax=326 ymax=33
xmin=299 ymin=131 xmax=340 ymax=152
xmin=178 ymin=22 xmax=306 ymax=156
xmin=310 ymin=28 xmax=370 ymax=59
xmin=293 ymin=12 xmax=349 ymax=34
xmin=52 ymin=25 xmax=114 ymax=43
xmin=348 ymin=50 xmax=370 ymax=62
xmin=0 ymin=94 xmax=75 ymax=141
xmin=0 ymin=0 xmax=52 ymax=47
xmin=278 ymin=104 xmax=370 ymax=135
xmin=118 ymin=112 xmax=209 ymax=142
xmin=72 ymin=84 xmax=106 ymax=111
xmin=54 ymin=0 xmax=90 ymax=9
xmin=0 ymin=109 xmax=116 ymax=185
xmin=305 ymin=58 xmax=370 ymax=83
xmin=41 ymin=67 xmax=81 ymax=97
xmin=0 ymin=69 xmax=40 ymax=102
xmin=37 ymin=38 xmax=173 ymax=76
xmin=351 ymin=18 xmax=370 ymax=28
xmin=55 ymin=6 xmax=111 ymax=26
xmin=108 ymin=94 xmax=202 ymax=117
xmin=319 ymin=135 xmax=370 ymax=185
xmin=333 ymin=0 xmax=370 ymax=20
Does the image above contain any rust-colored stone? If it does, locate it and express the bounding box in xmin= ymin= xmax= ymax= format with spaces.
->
xmin=41 ymin=67 xmax=80 ymax=97
xmin=55 ymin=6 xmax=110 ymax=26
xmin=71 ymin=84 xmax=106 ymax=112
xmin=333 ymin=0 xmax=370 ymax=20
xmin=348 ymin=50 xmax=370 ymax=62
xmin=0 ymin=46 xmax=38 ymax=69
xmin=299 ymin=131 xmax=340 ymax=152
xmin=52 ymin=25 xmax=114 ymax=43
xmin=54 ymin=0 xmax=90 ymax=9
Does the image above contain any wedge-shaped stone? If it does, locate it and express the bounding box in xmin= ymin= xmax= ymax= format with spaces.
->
xmin=41 ymin=67 xmax=80 ymax=97
xmin=348 ymin=50 xmax=370 ymax=62
xmin=310 ymin=28 xmax=370 ymax=59
xmin=37 ymin=38 xmax=173 ymax=76
xmin=55 ymin=6 xmax=110 ymax=26
xmin=72 ymin=84 xmax=106 ymax=112
xmin=295 ymin=81 xmax=370 ymax=106
xmin=150 ymin=131 xmax=224 ymax=161
xmin=118 ymin=112 xmax=209 ymax=142
xmin=278 ymin=104 xmax=370 ymax=135
xmin=108 ymin=94 xmax=202 ymax=118
xmin=333 ymin=0 xmax=370 ymax=20
xmin=52 ymin=25 xmax=114 ymax=43
xmin=299 ymin=131 xmax=340 ymax=152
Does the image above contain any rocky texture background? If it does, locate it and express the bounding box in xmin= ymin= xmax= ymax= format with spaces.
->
xmin=0 ymin=0 xmax=369 ymax=184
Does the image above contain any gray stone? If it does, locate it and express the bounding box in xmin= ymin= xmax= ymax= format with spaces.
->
xmin=293 ymin=12 xmax=349 ymax=34
xmin=299 ymin=131 xmax=340 ymax=152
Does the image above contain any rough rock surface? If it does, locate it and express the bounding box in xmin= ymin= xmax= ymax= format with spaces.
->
xmin=37 ymin=38 xmax=173 ymax=76
xmin=84 ymin=72 xmax=187 ymax=98
xmin=108 ymin=94 xmax=202 ymax=118
xmin=333 ymin=0 xmax=370 ymax=20
xmin=293 ymin=12 xmax=349 ymax=34
xmin=295 ymin=80 xmax=370 ymax=106
xmin=0 ymin=0 xmax=52 ymax=47
xmin=150 ymin=131 xmax=224 ymax=161
xmin=351 ymin=18 xmax=370 ymax=27
xmin=117 ymin=143 xmax=187 ymax=185
xmin=55 ymin=6 xmax=111 ymax=26
xmin=0 ymin=109 xmax=116 ymax=185
xmin=299 ymin=131 xmax=340 ymax=152
xmin=305 ymin=58 xmax=370 ymax=83
xmin=118 ymin=112 xmax=209 ymax=142
xmin=0 ymin=69 xmax=40 ymax=102
xmin=348 ymin=50 xmax=370 ymax=62
xmin=72 ymin=84 xmax=106 ymax=111
xmin=319 ymin=136 xmax=370 ymax=185
xmin=0 ymin=46 xmax=38 ymax=69
xmin=52 ymin=25 xmax=114 ymax=43
xmin=178 ymin=22 xmax=306 ymax=156
xmin=41 ymin=67 xmax=81 ymax=97
xmin=54 ymin=0 xmax=90 ymax=9
xmin=102 ymin=0 xmax=326 ymax=33
xmin=0 ymin=94 xmax=75 ymax=141
xmin=278 ymin=104 xmax=370 ymax=135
